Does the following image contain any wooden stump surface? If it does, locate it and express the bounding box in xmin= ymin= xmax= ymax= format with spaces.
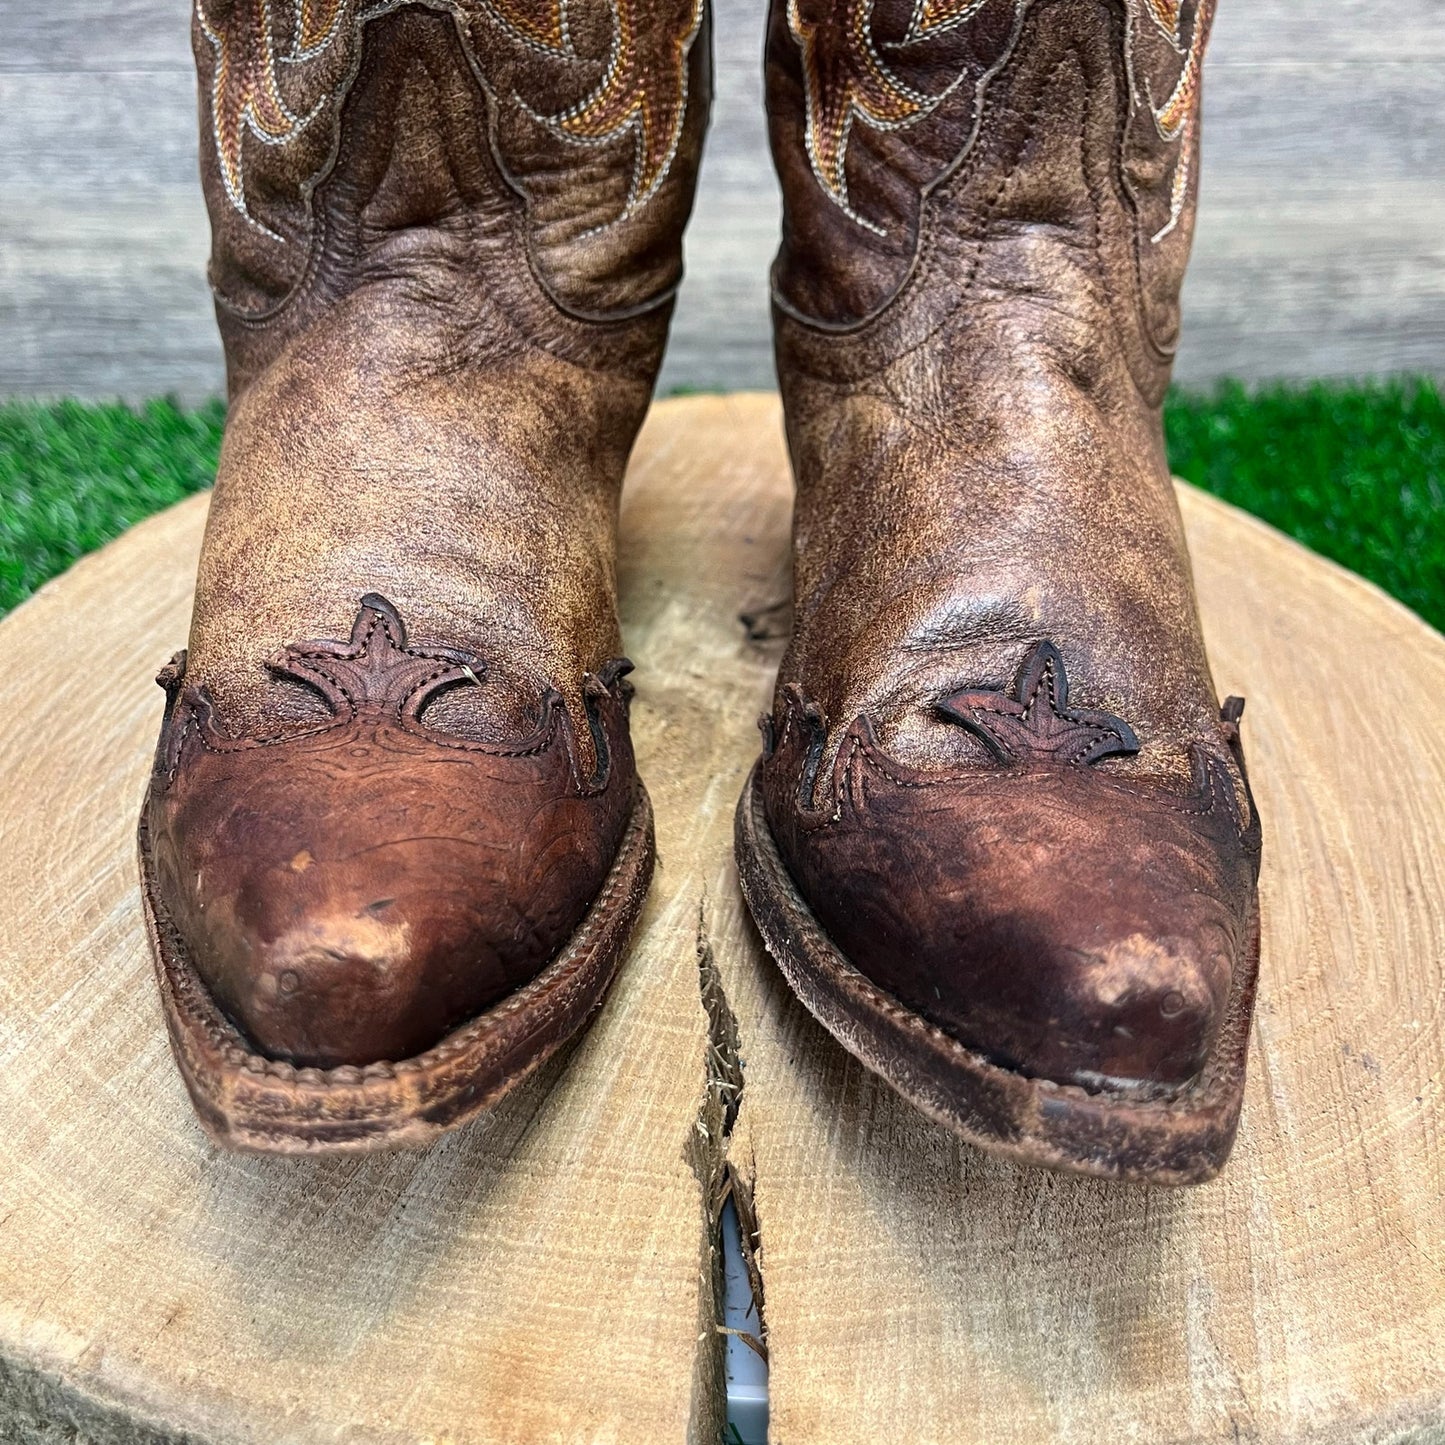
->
xmin=0 ymin=394 xmax=1442 ymax=1444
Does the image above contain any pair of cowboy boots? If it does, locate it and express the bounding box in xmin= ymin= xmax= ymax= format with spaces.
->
xmin=141 ymin=0 xmax=1260 ymax=1184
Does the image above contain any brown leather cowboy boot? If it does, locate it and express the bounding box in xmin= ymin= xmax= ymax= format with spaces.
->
xmin=140 ymin=0 xmax=708 ymax=1152
xmin=736 ymin=0 xmax=1261 ymax=1183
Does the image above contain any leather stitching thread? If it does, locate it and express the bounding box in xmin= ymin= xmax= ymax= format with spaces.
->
xmin=158 ymin=597 xmax=625 ymax=795
xmin=764 ymin=642 xmax=1251 ymax=837
xmin=788 ymin=0 xmax=1209 ymax=248
xmin=778 ymin=34 xmax=1083 ymax=382
xmin=196 ymin=0 xmax=703 ymax=242
xmin=526 ymin=0 xmax=705 ymax=226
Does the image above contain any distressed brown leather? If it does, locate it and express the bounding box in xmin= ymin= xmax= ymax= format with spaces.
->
xmin=148 ymin=597 xmax=637 ymax=1066
xmin=146 ymin=0 xmax=708 ymax=1069
xmin=756 ymin=0 xmax=1263 ymax=1097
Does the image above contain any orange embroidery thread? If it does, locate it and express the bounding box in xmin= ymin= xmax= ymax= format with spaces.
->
xmin=789 ymin=0 xmax=937 ymax=232
xmin=1149 ymin=0 xmax=1214 ymax=240
xmin=198 ymin=0 xmax=701 ymax=235
xmin=196 ymin=0 xmax=343 ymax=236
xmin=544 ymin=0 xmax=706 ymax=217
xmin=1142 ymin=0 xmax=1182 ymax=43
xmin=485 ymin=0 xmax=569 ymax=54
xmin=294 ymin=0 xmax=344 ymax=54
xmin=904 ymin=0 xmax=988 ymax=41
xmin=791 ymin=0 xmax=1214 ymax=244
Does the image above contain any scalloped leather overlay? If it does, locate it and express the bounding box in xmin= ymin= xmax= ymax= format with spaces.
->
xmin=145 ymin=593 xmax=643 ymax=1072
xmin=760 ymin=667 xmax=1256 ymax=841
xmin=752 ymin=666 xmax=1263 ymax=1103
xmin=271 ymin=592 xmax=484 ymax=721
xmin=154 ymin=595 xmax=632 ymax=798
xmin=937 ymin=639 xmax=1141 ymax=766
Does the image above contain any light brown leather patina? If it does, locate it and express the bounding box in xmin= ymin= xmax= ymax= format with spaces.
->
xmin=738 ymin=0 xmax=1262 ymax=1184
xmin=142 ymin=0 xmax=708 ymax=1151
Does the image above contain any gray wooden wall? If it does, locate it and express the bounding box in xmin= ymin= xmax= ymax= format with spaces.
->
xmin=1 ymin=0 xmax=1442 ymax=400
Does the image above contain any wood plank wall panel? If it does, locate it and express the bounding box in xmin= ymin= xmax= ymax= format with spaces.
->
xmin=0 ymin=0 xmax=1441 ymax=400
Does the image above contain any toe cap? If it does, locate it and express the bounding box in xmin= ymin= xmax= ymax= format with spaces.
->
xmin=765 ymin=740 xmax=1259 ymax=1093
xmin=147 ymin=680 xmax=635 ymax=1069
xmin=949 ymin=917 xmax=1236 ymax=1088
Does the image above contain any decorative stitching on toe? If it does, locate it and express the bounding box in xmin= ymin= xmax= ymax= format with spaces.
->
xmin=153 ymin=594 xmax=633 ymax=794
xmin=762 ymin=640 xmax=1256 ymax=838
xmin=938 ymin=639 xmax=1140 ymax=766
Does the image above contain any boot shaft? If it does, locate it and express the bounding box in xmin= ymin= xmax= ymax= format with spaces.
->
xmin=766 ymin=0 xmax=1212 ymax=399
xmin=193 ymin=0 xmax=710 ymax=392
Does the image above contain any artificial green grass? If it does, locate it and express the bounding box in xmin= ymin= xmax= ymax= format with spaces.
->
xmin=0 ymin=398 xmax=224 ymax=616
xmin=0 ymin=381 xmax=1441 ymax=629
xmin=1164 ymin=378 xmax=1444 ymax=631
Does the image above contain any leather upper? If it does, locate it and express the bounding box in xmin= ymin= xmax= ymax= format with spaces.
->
xmin=148 ymin=597 xmax=637 ymax=1067
xmin=760 ymin=646 xmax=1261 ymax=1091
xmin=195 ymin=0 xmax=710 ymax=336
xmin=185 ymin=0 xmax=710 ymax=737
xmin=759 ymin=0 xmax=1260 ymax=1094
xmin=768 ymin=0 xmax=1210 ymax=349
xmin=150 ymin=2 xmax=707 ymax=1067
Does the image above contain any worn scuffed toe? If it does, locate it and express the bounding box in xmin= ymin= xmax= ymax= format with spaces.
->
xmin=140 ymin=0 xmax=708 ymax=1151
xmin=740 ymin=641 xmax=1263 ymax=1184
xmin=140 ymin=595 xmax=653 ymax=1152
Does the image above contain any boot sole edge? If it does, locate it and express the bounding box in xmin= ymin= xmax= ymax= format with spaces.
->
xmin=138 ymin=784 xmax=655 ymax=1156
xmin=734 ymin=762 xmax=1258 ymax=1187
